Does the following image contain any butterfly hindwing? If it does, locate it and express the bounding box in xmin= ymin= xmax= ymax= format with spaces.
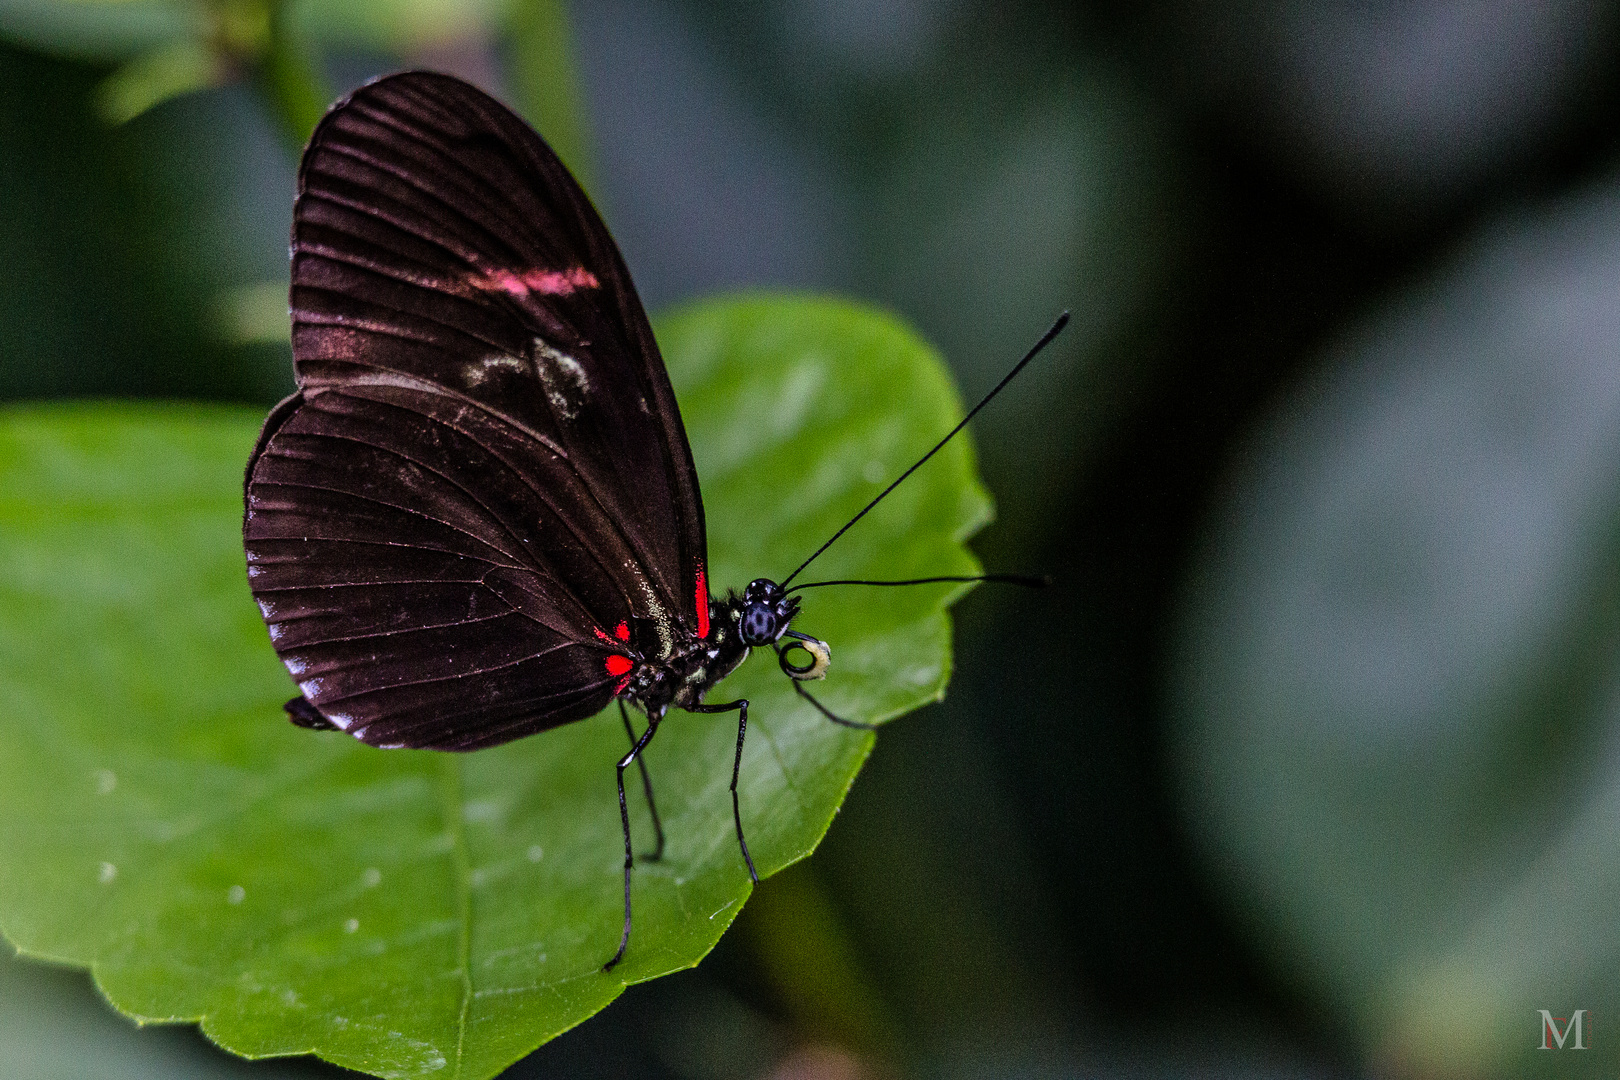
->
xmin=244 ymin=72 xmax=708 ymax=748
xmin=245 ymin=387 xmax=624 ymax=749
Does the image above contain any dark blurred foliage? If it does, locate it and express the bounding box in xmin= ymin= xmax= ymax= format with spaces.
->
xmin=6 ymin=1 xmax=1620 ymax=1077
xmin=0 ymin=43 xmax=293 ymax=402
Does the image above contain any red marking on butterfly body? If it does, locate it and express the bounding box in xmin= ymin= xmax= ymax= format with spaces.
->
xmin=695 ymin=566 xmax=710 ymax=639
xmin=605 ymin=654 xmax=633 ymax=678
xmin=614 ymin=621 xmax=630 ymax=642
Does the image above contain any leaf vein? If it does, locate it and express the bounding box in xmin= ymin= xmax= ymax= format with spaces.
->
xmin=437 ymin=755 xmax=474 ymax=1079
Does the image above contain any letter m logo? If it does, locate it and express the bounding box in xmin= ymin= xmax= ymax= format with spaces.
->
xmin=1539 ymin=1009 xmax=1587 ymax=1050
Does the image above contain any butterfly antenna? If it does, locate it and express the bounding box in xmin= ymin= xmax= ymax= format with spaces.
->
xmin=786 ymin=573 xmax=1049 ymax=594
xmin=780 ymin=311 xmax=1069 ymax=589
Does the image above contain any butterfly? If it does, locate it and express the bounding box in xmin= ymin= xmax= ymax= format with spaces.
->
xmin=243 ymin=71 xmax=1062 ymax=971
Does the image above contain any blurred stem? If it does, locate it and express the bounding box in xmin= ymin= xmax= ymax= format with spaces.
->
xmin=258 ymin=0 xmax=330 ymax=150
xmin=738 ymin=860 xmax=903 ymax=1066
xmin=505 ymin=0 xmax=594 ymax=198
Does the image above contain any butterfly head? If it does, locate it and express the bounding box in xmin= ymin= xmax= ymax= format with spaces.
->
xmin=737 ymin=578 xmax=798 ymax=647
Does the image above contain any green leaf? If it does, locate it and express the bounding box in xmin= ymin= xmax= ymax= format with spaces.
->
xmin=0 ymin=294 xmax=991 ymax=1079
xmin=505 ymin=0 xmax=594 ymax=196
xmin=93 ymin=38 xmax=220 ymax=125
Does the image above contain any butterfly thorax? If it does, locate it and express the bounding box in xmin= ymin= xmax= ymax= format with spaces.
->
xmin=619 ymin=579 xmax=802 ymax=714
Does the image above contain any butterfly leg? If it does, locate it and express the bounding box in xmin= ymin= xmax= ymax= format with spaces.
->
xmin=618 ymin=699 xmax=666 ymax=861
xmin=604 ymin=708 xmax=663 ymax=973
xmin=689 ymin=699 xmax=758 ymax=884
xmin=786 ymin=669 xmax=878 ymax=730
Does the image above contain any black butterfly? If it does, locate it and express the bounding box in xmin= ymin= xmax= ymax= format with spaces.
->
xmin=243 ymin=71 xmax=1061 ymax=971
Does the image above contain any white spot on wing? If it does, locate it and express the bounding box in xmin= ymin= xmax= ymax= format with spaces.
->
xmin=532 ymin=339 xmax=590 ymax=420
xmin=286 ymin=657 xmax=307 ymax=676
xmin=297 ymin=677 xmax=322 ymax=698
xmin=325 ymin=712 xmax=354 ymax=731
xmin=464 ymin=354 xmax=526 ymax=387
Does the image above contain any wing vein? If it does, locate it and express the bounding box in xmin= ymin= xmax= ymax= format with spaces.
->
xmin=338 ymin=96 xmax=563 ymax=254
xmin=269 ymin=605 xmax=514 ymax=646
xmin=308 ymin=139 xmax=538 ymax=272
xmin=311 ymin=640 xmax=587 ymax=705
xmin=252 ymin=474 xmax=528 ymax=567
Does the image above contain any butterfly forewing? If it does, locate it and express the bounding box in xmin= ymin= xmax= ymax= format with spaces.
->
xmin=245 ymin=72 xmax=709 ymax=750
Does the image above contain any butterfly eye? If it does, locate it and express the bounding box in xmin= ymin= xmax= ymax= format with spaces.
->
xmin=740 ymin=604 xmax=779 ymax=645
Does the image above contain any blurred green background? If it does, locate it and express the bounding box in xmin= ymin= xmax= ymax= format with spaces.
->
xmin=6 ymin=0 xmax=1620 ymax=1076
